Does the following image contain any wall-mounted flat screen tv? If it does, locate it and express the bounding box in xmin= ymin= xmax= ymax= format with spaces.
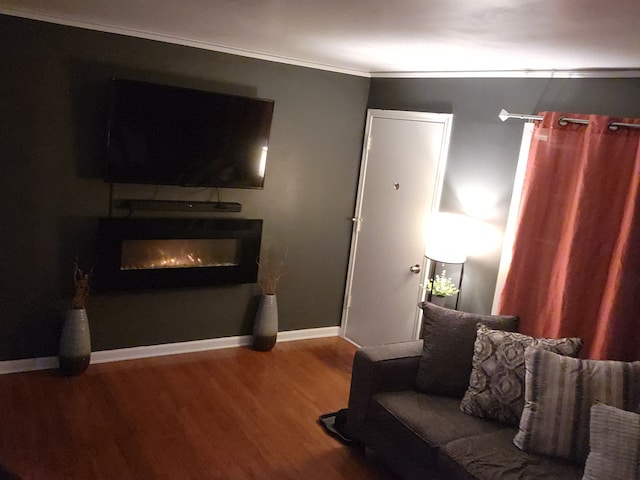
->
xmin=106 ymin=79 xmax=274 ymax=189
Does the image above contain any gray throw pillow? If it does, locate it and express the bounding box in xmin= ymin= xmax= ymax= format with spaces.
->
xmin=460 ymin=325 xmax=582 ymax=425
xmin=514 ymin=348 xmax=640 ymax=464
xmin=582 ymin=403 xmax=640 ymax=480
xmin=415 ymin=302 xmax=519 ymax=397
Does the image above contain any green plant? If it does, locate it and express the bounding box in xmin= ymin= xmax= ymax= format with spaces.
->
xmin=423 ymin=269 xmax=459 ymax=297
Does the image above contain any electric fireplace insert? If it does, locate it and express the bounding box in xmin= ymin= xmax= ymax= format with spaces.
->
xmin=94 ymin=218 xmax=262 ymax=290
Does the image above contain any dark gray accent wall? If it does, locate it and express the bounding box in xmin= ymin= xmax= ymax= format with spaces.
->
xmin=0 ymin=15 xmax=369 ymax=361
xmin=369 ymin=77 xmax=640 ymax=314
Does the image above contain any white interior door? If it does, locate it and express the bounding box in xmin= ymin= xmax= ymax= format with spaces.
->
xmin=342 ymin=110 xmax=452 ymax=347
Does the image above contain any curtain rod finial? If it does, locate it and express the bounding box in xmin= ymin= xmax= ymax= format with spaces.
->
xmin=499 ymin=109 xmax=510 ymax=122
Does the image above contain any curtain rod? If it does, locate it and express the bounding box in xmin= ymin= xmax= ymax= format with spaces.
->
xmin=498 ymin=109 xmax=640 ymax=130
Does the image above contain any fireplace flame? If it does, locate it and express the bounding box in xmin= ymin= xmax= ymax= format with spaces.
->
xmin=120 ymin=239 xmax=238 ymax=271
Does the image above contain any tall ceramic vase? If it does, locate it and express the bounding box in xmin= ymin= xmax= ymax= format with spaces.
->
xmin=253 ymin=294 xmax=278 ymax=351
xmin=59 ymin=308 xmax=91 ymax=376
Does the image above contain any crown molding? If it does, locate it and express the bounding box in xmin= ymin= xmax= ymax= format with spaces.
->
xmin=370 ymin=69 xmax=640 ymax=79
xmin=3 ymin=8 xmax=640 ymax=80
xmin=0 ymin=8 xmax=371 ymax=78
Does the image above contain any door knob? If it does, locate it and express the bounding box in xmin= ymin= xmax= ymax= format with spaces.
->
xmin=409 ymin=264 xmax=421 ymax=274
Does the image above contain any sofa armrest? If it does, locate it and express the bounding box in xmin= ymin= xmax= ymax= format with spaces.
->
xmin=346 ymin=340 xmax=423 ymax=442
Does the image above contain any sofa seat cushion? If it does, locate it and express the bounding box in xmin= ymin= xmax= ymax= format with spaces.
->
xmin=366 ymin=390 xmax=506 ymax=469
xmin=439 ymin=429 xmax=584 ymax=480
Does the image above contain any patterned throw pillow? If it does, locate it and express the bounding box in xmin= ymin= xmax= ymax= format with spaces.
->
xmin=582 ymin=403 xmax=640 ymax=480
xmin=415 ymin=302 xmax=519 ymax=398
xmin=514 ymin=348 xmax=640 ymax=464
xmin=460 ymin=325 xmax=582 ymax=425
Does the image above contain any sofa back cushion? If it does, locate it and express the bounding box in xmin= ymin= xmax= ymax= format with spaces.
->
xmin=415 ymin=302 xmax=519 ymax=397
xmin=514 ymin=348 xmax=640 ymax=464
xmin=460 ymin=325 xmax=582 ymax=425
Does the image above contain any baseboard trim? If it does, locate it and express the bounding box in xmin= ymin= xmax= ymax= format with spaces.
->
xmin=0 ymin=326 xmax=341 ymax=375
xmin=90 ymin=335 xmax=253 ymax=365
xmin=0 ymin=356 xmax=60 ymax=375
xmin=277 ymin=326 xmax=340 ymax=342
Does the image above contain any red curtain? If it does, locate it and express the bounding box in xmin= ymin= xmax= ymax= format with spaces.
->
xmin=498 ymin=111 xmax=640 ymax=361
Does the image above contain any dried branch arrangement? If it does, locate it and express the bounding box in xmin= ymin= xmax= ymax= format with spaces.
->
xmin=72 ymin=261 xmax=90 ymax=309
xmin=257 ymin=241 xmax=286 ymax=295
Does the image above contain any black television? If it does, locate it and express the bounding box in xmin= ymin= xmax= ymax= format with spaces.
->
xmin=106 ymin=79 xmax=274 ymax=189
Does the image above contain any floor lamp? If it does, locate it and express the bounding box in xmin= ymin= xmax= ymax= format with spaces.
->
xmin=424 ymin=213 xmax=469 ymax=310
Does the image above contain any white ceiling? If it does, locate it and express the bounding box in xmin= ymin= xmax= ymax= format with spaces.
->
xmin=2 ymin=0 xmax=640 ymax=77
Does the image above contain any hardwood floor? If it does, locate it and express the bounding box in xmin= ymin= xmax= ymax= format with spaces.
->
xmin=0 ymin=337 xmax=395 ymax=480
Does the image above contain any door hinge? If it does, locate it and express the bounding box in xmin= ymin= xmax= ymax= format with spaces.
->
xmin=366 ymin=135 xmax=372 ymax=151
xmin=351 ymin=216 xmax=362 ymax=233
xmin=346 ymin=294 xmax=352 ymax=308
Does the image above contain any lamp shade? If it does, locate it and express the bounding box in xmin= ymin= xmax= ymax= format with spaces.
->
xmin=424 ymin=212 xmax=469 ymax=263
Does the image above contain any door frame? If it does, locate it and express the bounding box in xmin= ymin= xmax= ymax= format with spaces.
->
xmin=340 ymin=109 xmax=454 ymax=345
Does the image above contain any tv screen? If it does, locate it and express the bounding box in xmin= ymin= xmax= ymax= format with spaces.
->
xmin=106 ymin=79 xmax=274 ymax=189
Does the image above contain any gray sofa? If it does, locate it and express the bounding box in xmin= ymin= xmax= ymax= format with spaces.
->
xmin=345 ymin=339 xmax=584 ymax=480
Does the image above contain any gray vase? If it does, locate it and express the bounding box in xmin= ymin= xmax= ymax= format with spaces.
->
xmin=429 ymin=296 xmax=447 ymax=307
xmin=59 ymin=308 xmax=91 ymax=376
xmin=253 ymin=294 xmax=278 ymax=351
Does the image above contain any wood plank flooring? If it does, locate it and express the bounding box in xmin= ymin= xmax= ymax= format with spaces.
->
xmin=0 ymin=337 xmax=396 ymax=480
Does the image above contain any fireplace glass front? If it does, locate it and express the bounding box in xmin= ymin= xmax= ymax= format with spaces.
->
xmin=121 ymin=239 xmax=239 ymax=270
xmin=95 ymin=218 xmax=262 ymax=290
